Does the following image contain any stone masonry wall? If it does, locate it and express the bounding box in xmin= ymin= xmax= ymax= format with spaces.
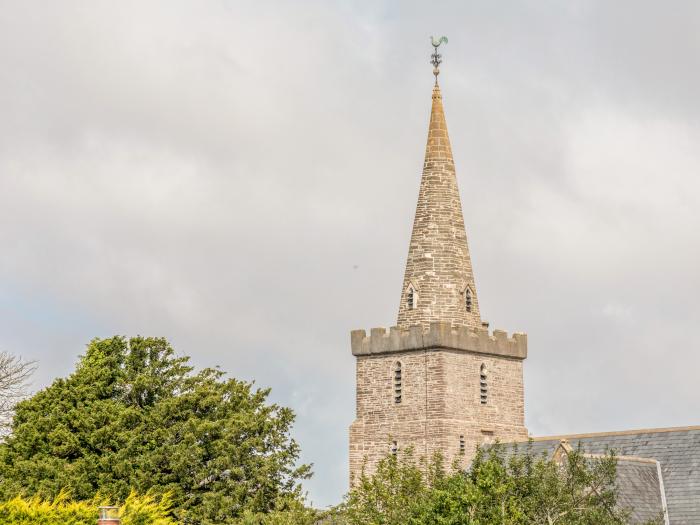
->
xmin=349 ymin=346 xmax=528 ymax=482
xmin=352 ymin=80 xmax=529 ymax=486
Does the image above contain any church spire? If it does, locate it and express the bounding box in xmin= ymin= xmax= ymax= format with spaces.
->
xmin=397 ymin=41 xmax=481 ymax=330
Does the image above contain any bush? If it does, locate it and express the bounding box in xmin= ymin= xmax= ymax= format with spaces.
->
xmin=0 ymin=491 xmax=175 ymax=525
xmin=338 ymin=444 xmax=652 ymax=525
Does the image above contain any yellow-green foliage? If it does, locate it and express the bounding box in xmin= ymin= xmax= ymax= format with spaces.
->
xmin=118 ymin=493 xmax=175 ymax=525
xmin=0 ymin=492 xmax=93 ymax=525
xmin=0 ymin=491 xmax=177 ymax=525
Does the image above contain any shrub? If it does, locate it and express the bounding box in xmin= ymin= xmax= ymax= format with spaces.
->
xmin=0 ymin=491 xmax=176 ymax=525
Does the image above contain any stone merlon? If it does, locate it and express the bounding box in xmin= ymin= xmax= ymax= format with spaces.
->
xmin=351 ymin=321 xmax=527 ymax=359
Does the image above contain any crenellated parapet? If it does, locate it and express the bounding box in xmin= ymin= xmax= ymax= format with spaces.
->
xmin=351 ymin=321 xmax=527 ymax=359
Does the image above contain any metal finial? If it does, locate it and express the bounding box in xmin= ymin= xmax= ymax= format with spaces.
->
xmin=430 ymin=36 xmax=448 ymax=84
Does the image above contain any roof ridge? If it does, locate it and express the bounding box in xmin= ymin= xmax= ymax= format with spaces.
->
xmin=584 ymin=453 xmax=660 ymax=465
xmin=527 ymin=424 xmax=700 ymax=442
xmin=614 ymin=455 xmax=660 ymax=464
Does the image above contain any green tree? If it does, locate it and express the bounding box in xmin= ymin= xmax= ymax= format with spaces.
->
xmin=341 ymin=447 xmax=433 ymax=525
xmin=0 ymin=337 xmax=311 ymax=524
xmin=235 ymin=495 xmax=321 ymax=525
xmin=340 ymin=444 xmax=660 ymax=525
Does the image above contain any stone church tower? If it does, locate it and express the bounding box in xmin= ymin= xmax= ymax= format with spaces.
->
xmin=349 ymin=51 xmax=528 ymax=482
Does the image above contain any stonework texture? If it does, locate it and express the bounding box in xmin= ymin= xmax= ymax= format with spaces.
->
xmin=397 ymin=84 xmax=481 ymax=330
xmin=350 ymin=81 xmax=528 ymax=484
xmin=349 ymin=346 xmax=527 ymax=482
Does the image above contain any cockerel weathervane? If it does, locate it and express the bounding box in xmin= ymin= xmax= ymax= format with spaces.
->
xmin=430 ymin=36 xmax=448 ymax=84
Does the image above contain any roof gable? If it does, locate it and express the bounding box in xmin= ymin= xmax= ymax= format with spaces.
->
xmin=519 ymin=427 xmax=700 ymax=524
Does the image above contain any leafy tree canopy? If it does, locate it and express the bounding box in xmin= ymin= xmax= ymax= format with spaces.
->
xmin=339 ymin=444 xmax=662 ymax=525
xmin=0 ymin=337 xmax=311 ymax=524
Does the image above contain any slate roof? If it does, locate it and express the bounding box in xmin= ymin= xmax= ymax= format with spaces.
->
xmin=518 ymin=426 xmax=700 ymax=524
xmin=615 ymin=458 xmax=665 ymax=524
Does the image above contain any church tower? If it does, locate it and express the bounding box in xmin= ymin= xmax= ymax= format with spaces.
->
xmin=349 ymin=42 xmax=528 ymax=482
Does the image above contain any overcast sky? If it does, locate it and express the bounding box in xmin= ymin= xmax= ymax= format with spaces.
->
xmin=1 ymin=0 xmax=700 ymax=508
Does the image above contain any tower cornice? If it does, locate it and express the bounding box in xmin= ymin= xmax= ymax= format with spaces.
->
xmin=351 ymin=322 xmax=527 ymax=360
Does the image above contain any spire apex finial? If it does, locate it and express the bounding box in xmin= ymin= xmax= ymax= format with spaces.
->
xmin=430 ymin=36 xmax=448 ymax=84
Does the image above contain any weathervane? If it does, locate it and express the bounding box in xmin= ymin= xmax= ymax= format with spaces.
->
xmin=430 ymin=36 xmax=448 ymax=84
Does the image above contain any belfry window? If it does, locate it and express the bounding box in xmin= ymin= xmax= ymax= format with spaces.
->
xmin=407 ymin=286 xmax=415 ymax=310
xmin=465 ymin=287 xmax=473 ymax=313
xmin=394 ymin=362 xmax=402 ymax=404
xmin=480 ymin=364 xmax=488 ymax=405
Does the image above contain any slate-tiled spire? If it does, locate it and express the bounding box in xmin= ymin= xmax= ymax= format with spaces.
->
xmin=397 ymin=82 xmax=481 ymax=329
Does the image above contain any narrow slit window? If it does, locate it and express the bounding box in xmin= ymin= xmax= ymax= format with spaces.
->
xmin=465 ymin=287 xmax=473 ymax=313
xmin=394 ymin=362 xmax=402 ymax=404
xmin=391 ymin=441 xmax=398 ymax=456
xmin=480 ymin=364 xmax=488 ymax=405
xmin=407 ymin=286 xmax=415 ymax=310
xmin=459 ymin=435 xmax=465 ymax=455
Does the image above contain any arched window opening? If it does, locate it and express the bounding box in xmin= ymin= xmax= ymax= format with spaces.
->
xmin=465 ymin=287 xmax=473 ymax=313
xmin=480 ymin=364 xmax=488 ymax=405
xmin=407 ymin=286 xmax=415 ymax=310
xmin=391 ymin=441 xmax=398 ymax=456
xmin=394 ymin=362 xmax=402 ymax=404
xmin=459 ymin=435 xmax=465 ymax=455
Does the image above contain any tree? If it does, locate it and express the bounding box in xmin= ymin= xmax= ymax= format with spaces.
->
xmin=341 ymin=447 xmax=443 ymax=525
xmin=0 ymin=351 xmax=35 ymax=438
xmin=340 ymin=444 xmax=661 ymax=525
xmin=235 ymin=496 xmax=321 ymax=525
xmin=0 ymin=336 xmax=311 ymax=524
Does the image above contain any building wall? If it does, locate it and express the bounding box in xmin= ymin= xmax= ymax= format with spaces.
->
xmin=349 ymin=347 xmax=528 ymax=482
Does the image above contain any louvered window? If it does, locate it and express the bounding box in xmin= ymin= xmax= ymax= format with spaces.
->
xmin=465 ymin=287 xmax=473 ymax=312
xmin=480 ymin=364 xmax=488 ymax=405
xmin=394 ymin=362 xmax=402 ymax=404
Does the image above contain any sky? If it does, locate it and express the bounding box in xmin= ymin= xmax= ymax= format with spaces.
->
xmin=1 ymin=0 xmax=700 ymax=508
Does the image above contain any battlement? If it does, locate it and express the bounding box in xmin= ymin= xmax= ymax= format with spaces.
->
xmin=351 ymin=321 xmax=527 ymax=359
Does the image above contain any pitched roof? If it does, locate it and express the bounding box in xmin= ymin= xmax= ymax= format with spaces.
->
xmin=522 ymin=427 xmax=700 ymax=524
xmin=396 ymin=82 xmax=481 ymax=330
xmin=615 ymin=458 xmax=665 ymax=524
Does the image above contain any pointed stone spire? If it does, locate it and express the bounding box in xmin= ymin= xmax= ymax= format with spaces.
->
xmin=397 ymin=81 xmax=481 ymax=330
